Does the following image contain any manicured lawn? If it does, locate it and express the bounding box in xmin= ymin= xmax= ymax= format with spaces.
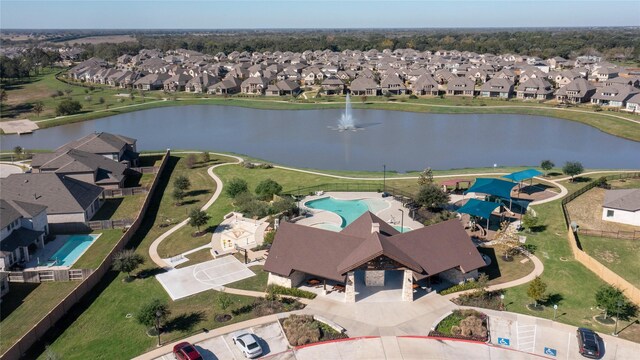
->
xmin=71 ymin=230 xmax=124 ymax=269
xmin=175 ymin=248 xmax=214 ymax=269
xmin=477 ymin=246 xmax=535 ymax=286
xmin=226 ymin=265 xmax=268 ymax=292
xmin=579 ymin=235 xmax=640 ymax=289
xmin=501 ymin=197 xmax=640 ymax=342
xmin=0 ymin=281 xmax=79 ymax=354
xmin=91 ymin=195 xmax=146 ymax=221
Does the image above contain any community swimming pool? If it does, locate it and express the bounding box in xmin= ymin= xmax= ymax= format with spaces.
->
xmin=48 ymin=234 xmax=100 ymax=267
xmin=304 ymin=197 xmax=390 ymax=228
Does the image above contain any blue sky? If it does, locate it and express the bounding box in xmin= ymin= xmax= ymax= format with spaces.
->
xmin=1 ymin=0 xmax=638 ymax=29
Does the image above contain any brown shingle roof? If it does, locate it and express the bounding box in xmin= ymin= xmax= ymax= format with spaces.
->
xmin=264 ymin=212 xmax=485 ymax=282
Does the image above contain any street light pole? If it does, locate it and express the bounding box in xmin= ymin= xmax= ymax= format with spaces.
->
xmin=399 ymin=209 xmax=404 ymax=233
xmin=613 ymin=300 xmax=623 ymax=336
xmin=155 ymin=310 xmax=162 ymax=346
xmin=553 ymin=304 xmax=558 ymax=320
xmin=500 ymin=294 xmax=505 ymax=311
xmin=383 ymin=164 xmax=386 ymax=193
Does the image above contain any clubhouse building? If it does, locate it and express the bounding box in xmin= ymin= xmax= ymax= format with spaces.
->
xmin=264 ymin=212 xmax=486 ymax=302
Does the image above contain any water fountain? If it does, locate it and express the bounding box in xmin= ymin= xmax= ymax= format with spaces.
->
xmin=335 ymin=93 xmax=358 ymax=131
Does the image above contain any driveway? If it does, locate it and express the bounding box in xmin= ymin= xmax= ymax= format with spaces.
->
xmin=0 ymin=163 xmax=23 ymax=178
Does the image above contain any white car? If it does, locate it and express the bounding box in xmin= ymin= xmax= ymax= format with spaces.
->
xmin=232 ymin=332 xmax=263 ymax=358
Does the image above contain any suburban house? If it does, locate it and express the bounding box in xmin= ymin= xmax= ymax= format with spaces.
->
xmin=516 ymin=78 xmax=554 ymax=100
xmin=0 ymin=199 xmax=48 ymax=271
xmin=241 ymin=76 xmax=269 ymax=94
xmin=0 ymin=173 xmax=104 ymax=228
xmin=380 ymin=74 xmax=407 ymax=95
xmin=446 ymin=77 xmax=476 ymax=96
xmin=30 ymin=149 xmax=130 ymax=189
xmin=411 ymin=74 xmax=440 ymax=96
xmin=56 ymin=132 xmax=139 ymax=167
xmin=625 ymin=93 xmax=640 ymax=113
xmin=185 ymin=73 xmax=220 ymax=93
xmin=349 ymin=76 xmax=379 ymax=96
xmin=555 ymin=78 xmax=596 ymax=103
xmin=264 ymin=212 xmax=486 ymax=302
xmin=480 ymin=78 xmax=514 ymax=98
xmin=590 ymin=84 xmax=639 ymax=108
xmin=208 ymin=77 xmax=241 ymax=95
xmin=163 ymin=73 xmax=193 ymax=92
xmin=133 ymin=73 xmax=171 ymax=90
xmin=602 ymin=189 xmax=640 ymax=227
xmin=265 ymin=80 xmax=301 ymax=97
xmin=321 ymin=76 xmax=345 ymax=95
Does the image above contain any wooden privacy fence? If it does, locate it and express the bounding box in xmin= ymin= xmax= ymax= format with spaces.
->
xmin=0 ymin=150 xmax=170 ymax=360
xmin=561 ymin=172 xmax=640 ymax=307
xmin=87 ymin=218 xmax=134 ymax=231
xmin=577 ymin=228 xmax=640 ymax=240
xmin=130 ymin=166 xmax=159 ymax=174
xmin=2 ymin=269 xmax=94 ymax=283
xmin=103 ymin=186 xmax=148 ymax=198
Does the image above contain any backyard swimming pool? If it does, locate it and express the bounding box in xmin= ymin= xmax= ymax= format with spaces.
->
xmin=48 ymin=234 xmax=100 ymax=267
xmin=304 ymin=197 xmax=389 ymax=228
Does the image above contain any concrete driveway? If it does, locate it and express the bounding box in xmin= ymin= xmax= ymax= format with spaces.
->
xmin=0 ymin=163 xmax=23 ymax=178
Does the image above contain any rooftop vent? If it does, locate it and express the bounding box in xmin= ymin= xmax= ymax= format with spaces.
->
xmin=371 ymin=223 xmax=380 ymax=234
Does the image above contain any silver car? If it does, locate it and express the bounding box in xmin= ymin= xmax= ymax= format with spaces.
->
xmin=232 ymin=332 xmax=263 ymax=359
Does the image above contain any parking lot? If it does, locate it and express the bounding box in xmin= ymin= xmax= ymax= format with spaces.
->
xmin=154 ymin=322 xmax=289 ymax=360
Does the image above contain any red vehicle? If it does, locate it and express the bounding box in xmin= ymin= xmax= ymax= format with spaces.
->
xmin=173 ymin=342 xmax=203 ymax=360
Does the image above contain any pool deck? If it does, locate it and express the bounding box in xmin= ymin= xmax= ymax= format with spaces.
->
xmin=23 ymin=234 xmax=101 ymax=270
xmin=297 ymin=192 xmax=423 ymax=231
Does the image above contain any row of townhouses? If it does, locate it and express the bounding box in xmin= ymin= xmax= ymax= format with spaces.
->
xmin=67 ymin=48 xmax=640 ymax=112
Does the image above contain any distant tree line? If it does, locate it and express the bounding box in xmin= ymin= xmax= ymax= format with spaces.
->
xmin=0 ymin=48 xmax=60 ymax=80
xmin=88 ymin=28 xmax=638 ymax=62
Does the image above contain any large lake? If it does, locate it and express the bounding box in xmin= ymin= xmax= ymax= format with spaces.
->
xmin=2 ymin=105 xmax=639 ymax=171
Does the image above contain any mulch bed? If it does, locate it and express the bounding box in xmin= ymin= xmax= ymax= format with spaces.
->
xmin=215 ymin=314 xmax=232 ymax=322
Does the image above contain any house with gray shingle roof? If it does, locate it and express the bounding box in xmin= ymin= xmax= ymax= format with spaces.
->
xmin=0 ymin=199 xmax=48 ymax=270
xmin=1 ymin=173 xmax=103 ymax=227
xmin=446 ymin=77 xmax=476 ymax=96
xmin=516 ymin=78 xmax=554 ymax=100
xmin=349 ymin=76 xmax=379 ymax=96
xmin=480 ymin=78 xmax=514 ymax=98
xmin=555 ymin=78 xmax=595 ymax=104
xmin=602 ymin=189 xmax=640 ymax=226
xmin=321 ymin=76 xmax=345 ymax=95
xmin=56 ymin=132 xmax=138 ymax=166
xmin=411 ymin=74 xmax=440 ymax=96
xmin=590 ymin=84 xmax=639 ymax=108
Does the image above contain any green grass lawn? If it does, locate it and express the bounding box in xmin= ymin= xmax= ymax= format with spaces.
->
xmin=0 ymin=282 xmax=79 ymax=354
xmin=579 ymin=235 xmax=640 ymax=289
xmin=226 ymin=265 xmax=268 ymax=292
xmin=91 ymin=195 xmax=146 ymax=221
xmin=174 ymin=248 xmax=214 ymax=269
xmin=71 ymin=230 xmax=125 ymax=270
xmin=477 ymin=246 xmax=535 ymax=286
xmin=501 ymin=197 xmax=640 ymax=342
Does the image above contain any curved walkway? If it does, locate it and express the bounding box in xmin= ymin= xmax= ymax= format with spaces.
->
xmin=148 ymin=152 xmax=243 ymax=269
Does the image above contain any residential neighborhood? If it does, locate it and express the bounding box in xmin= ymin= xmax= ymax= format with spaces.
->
xmin=64 ymin=47 xmax=640 ymax=110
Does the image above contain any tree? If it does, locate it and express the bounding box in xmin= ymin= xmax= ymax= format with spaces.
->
xmin=361 ymin=95 xmax=367 ymax=103
xmin=521 ymin=211 xmax=539 ymax=233
xmin=188 ymin=208 xmax=210 ymax=233
xmin=112 ymin=249 xmax=144 ymax=281
xmin=55 ymin=99 xmax=82 ymax=116
xmin=172 ymin=188 xmax=185 ymax=206
xmin=417 ymin=167 xmax=434 ymax=185
xmin=416 ymin=183 xmax=449 ymax=210
xmin=527 ymin=276 xmax=547 ymax=307
xmin=136 ymin=298 xmax=170 ymax=329
xmin=173 ymin=175 xmax=191 ymax=192
xmin=226 ymin=177 xmax=249 ymax=198
xmin=13 ymin=146 xmax=23 ymax=159
xmin=32 ymin=101 xmax=44 ymax=117
xmin=595 ymin=285 xmax=637 ymax=320
xmin=185 ymin=154 xmax=197 ymax=169
xmin=0 ymin=89 xmax=7 ymax=103
xmin=201 ymin=151 xmax=210 ymax=163
xmin=255 ymin=178 xmax=283 ymax=200
xmin=98 ymin=97 xmax=105 ymax=104
xmin=216 ymin=292 xmax=233 ymax=311
xmin=562 ymin=161 xmax=584 ymax=182
xmin=64 ymin=88 xmax=73 ymax=96
xmin=540 ymin=160 xmax=554 ymax=176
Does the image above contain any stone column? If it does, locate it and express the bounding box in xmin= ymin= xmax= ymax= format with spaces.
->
xmin=402 ymin=270 xmax=414 ymax=302
xmin=345 ymin=271 xmax=356 ymax=303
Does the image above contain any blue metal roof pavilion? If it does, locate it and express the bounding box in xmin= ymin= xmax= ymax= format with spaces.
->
xmin=502 ymin=169 xmax=543 ymax=182
xmin=456 ymin=198 xmax=501 ymax=219
xmin=464 ymin=178 xmax=515 ymax=200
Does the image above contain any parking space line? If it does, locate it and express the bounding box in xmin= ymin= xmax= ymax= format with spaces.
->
xmin=566 ymin=332 xmax=571 ymax=360
xmin=222 ymin=335 xmax=237 ymax=360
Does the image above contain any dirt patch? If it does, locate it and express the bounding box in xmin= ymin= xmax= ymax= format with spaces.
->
xmin=597 ymin=250 xmax=620 ymax=264
xmin=566 ymin=187 xmax=640 ymax=233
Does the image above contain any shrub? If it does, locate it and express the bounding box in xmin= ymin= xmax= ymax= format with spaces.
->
xmin=173 ymin=175 xmax=191 ymax=191
xmin=460 ymin=316 xmax=487 ymax=338
xmin=255 ymin=178 xmax=283 ymax=200
xmin=409 ymin=94 xmax=418 ymax=99
xmin=440 ymin=280 xmax=478 ymax=295
xmin=55 ymin=99 xmax=82 ymax=116
xmin=266 ymin=285 xmax=317 ymax=299
xmin=282 ymin=315 xmax=321 ymax=346
xmin=136 ymin=299 xmax=170 ymax=328
xmin=242 ymin=161 xmax=255 ymax=169
xmin=226 ymin=177 xmax=249 ymax=198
